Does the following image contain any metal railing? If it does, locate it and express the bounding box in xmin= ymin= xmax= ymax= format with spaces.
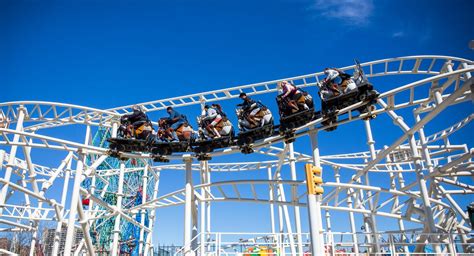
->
xmin=171 ymin=232 xmax=473 ymax=256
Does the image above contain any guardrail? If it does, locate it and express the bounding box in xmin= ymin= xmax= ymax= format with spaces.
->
xmin=171 ymin=232 xmax=473 ymax=256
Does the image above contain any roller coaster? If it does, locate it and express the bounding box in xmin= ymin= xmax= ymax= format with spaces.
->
xmin=0 ymin=55 xmax=473 ymax=255
xmin=107 ymin=61 xmax=378 ymax=160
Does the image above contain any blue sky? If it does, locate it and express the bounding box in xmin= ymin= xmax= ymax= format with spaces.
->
xmin=1 ymin=0 xmax=473 ymax=246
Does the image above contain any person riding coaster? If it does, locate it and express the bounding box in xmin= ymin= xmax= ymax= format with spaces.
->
xmin=157 ymin=107 xmax=194 ymax=142
xmin=320 ymin=68 xmax=358 ymax=100
xmin=276 ymin=80 xmax=313 ymax=115
xmin=198 ymin=104 xmax=233 ymax=139
xmin=236 ymin=93 xmax=273 ymax=131
xmin=318 ymin=63 xmax=378 ymax=132
xmin=118 ymin=105 xmax=153 ymax=140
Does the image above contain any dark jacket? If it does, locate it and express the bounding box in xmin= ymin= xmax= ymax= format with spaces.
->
xmin=125 ymin=110 xmax=148 ymax=125
xmin=238 ymin=98 xmax=258 ymax=112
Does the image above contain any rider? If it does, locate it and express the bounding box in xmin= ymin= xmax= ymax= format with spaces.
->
xmin=211 ymin=103 xmax=227 ymax=119
xmin=237 ymin=93 xmax=260 ymax=127
xmin=126 ymin=105 xmax=148 ymax=127
xmin=277 ymin=80 xmax=308 ymax=111
xmin=166 ymin=106 xmax=187 ymax=141
xmin=323 ymin=67 xmax=356 ymax=95
xmin=323 ymin=68 xmax=342 ymax=97
xmin=201 ymin=105 xmax=222 ymax=138
xmin=120 ymin=105 xmax=149 ymax=138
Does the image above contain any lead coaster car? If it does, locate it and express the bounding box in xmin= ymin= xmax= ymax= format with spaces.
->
xmin=279 ymin=108 xmax=316 ymax=143
xmin=108 ymin=137 xmax=149 ymax=154
xmin=320 ymin=82 xmax=379 ymax=131
xmin=237 ymin=123 xmax=275 ymax=154
xmin=322 ymin=81 xmax=377 ymax=114
xmin=150 ymin=140 xmax=192 ymax=156
xmin=193 ymin=135 xmax=235 ymax=155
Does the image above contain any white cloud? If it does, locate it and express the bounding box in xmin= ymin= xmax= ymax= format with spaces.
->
xmin=392 ymin=31 xmax=405 ymax=38
xmin=310 ymin=0 xmax=374 ymax=26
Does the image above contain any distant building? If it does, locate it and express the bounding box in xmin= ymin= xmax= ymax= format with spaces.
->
xmin=43 ymin=226 xmax=83 ymax=256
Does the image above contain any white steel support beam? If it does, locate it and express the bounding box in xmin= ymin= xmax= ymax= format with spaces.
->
xmin=183 ymin=157 xmax=194 ymax=255
xmin=206 ymin=164 xmax=211 ymax=252
xmin=111 ymin=161 xmax=126 ymax=256
xmin=192 ymin=186 xmax=198 ymax=252
xmin=52 ymin=159 xmax=72 ymax=256
xmin=200 ymin=161 xmax=207 ymax=256
xmin=414 ymin=110 xmax=463 ymax=254
xmin=276 ymin=177 xmax=284 ymax=252
xmin=325 ymin=210 xmax=334 ymax=256
xmin=275 ymin=158 xmax=297 ymax=255
xmin=288 ymin=143 xmax=303 ymax=255
xmin=308 ymin=130 xmax=326 ymax=256
xmin=0 ymin=106 xmax=25 ymax=215
xmin=267 ymin=166 xmax=276 ymax=237
xmin=64 ymin=154 xmax=84 ymax=255
xmin=346 ymin=195 xmax=359 ymax=255
xmin=0 ymin=150 xmax=4 ymax=176
xmin=381 ymin=101 xmax=442 ymax=253
xmin=384 ymin=146 xmax=410 ymax=255
xmin=87 ymin=171 xmax=96 ymax=219
xmin=352 ymin=77 xmax=472 ymax=182
xmin=22 ymin=136 xmax=42 ymax=256
xmin=76 ymin=199 xmax=96 ymax=256
xmin=64 ymin=125 xmax=91 ymax=255
xmin=139 ymin=164 xmax=149 ymax=255
xmin=144 ymin=170 xmax=160 ymax=256
xmin=363 ymin=119 xmax=381 ymax=253
xmin=410 ymin=139 xmax=438 ymax=231
xmin=409 ymin=135 xmax=442 ymax=253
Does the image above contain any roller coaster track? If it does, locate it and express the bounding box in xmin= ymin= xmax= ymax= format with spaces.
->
xmin=1 ymin=122 xmax=470 ymax=176
xmin=0 ymin=55 xmax=472 ymax=256
xmin=0 ymin=68 xmax=471 ymax=161
xmin=1 ymin=55 xmax=472 ymax=128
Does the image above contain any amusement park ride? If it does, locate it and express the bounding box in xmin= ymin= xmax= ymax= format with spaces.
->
xmin=0 ymin=55 xmax=473 ymax=255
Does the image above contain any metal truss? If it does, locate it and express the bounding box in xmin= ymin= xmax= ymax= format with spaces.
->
xmin=0 ymin=55 xmax=473 ymax=256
